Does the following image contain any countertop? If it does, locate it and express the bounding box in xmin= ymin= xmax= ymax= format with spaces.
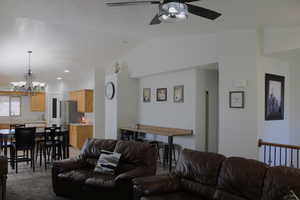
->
xmin=0 ymin=121 xmax=47 ymax=124
xmin=69 ymin=123 xmax=93 ymax=127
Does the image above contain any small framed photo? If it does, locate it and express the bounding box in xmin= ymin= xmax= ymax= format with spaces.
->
xmin=156 ymin=88 xmax=167 ymax=102
xmin=229 ymin=91 xmax=245 ymax=108
xmin=143 ymin=88 xmax=151 ymax=103
xmin=265 ymin=74 xmax=285 ymax=121
xmin=174 ymin=85 xmax=184 ymax=103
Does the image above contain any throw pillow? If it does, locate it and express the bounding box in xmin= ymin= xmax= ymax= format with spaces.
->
xmin=94 ymin=150 xmax=121 ymax=175
xmin=283 ymin=190 xmax=300 ymax=200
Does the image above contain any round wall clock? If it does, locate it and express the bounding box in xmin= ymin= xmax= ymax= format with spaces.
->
xmin=105 ymin=82 xmax=115 ymax=100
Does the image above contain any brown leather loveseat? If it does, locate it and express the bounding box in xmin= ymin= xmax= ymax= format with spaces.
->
xmin=133 ymin=149 xmax=300 ymax=200
xmin=52 ymin=138 xmax=157 ymax=200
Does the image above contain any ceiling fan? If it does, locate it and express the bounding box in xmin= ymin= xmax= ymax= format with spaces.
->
xmin=105 ymin=0 xmax=222 ymax=25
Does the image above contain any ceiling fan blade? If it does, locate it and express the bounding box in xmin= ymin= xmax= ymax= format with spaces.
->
xmin=150 ymin=14 xmax=161 ymax=25
xmin=187 ymin=4 xmax=221 ymax=20
xmin=183 ymin=0 xmax=200 ymax=2
xmin=105 ymin=1 xmax=160 ymax=7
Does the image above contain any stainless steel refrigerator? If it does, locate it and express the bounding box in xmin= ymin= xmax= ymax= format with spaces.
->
xmin=60 ymin=101 xmax=84 ymax=129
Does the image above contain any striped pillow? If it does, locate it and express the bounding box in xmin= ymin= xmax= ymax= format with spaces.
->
xmin=94 ymin=150 xmax=121 ymax=175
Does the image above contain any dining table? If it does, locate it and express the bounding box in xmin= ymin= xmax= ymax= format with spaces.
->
xmin=0 ymin=128 xmax=70 ymax=160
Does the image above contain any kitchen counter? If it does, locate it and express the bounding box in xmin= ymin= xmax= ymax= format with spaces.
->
xmin=69 ymin=123 xmax=93 ymax=126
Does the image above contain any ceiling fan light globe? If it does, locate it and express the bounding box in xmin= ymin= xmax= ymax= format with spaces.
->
xmin=159 ymin=2 xmax=188 ymax=23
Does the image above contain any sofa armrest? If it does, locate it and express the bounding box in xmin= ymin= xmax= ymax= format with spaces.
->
xmin=133 ymin=175 xmax=180 ymax=198
xmin=52 ymin=156 xmax=87 ymax=175
xmin=115 ymin=167 xmax=154 ymax=184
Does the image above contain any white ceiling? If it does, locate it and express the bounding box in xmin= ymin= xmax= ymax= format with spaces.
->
xmin=0 ymin=0 xmax=300 ymax=86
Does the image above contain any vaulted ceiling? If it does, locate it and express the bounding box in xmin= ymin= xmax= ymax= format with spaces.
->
xmin=0 ymin=0 xmax=300 ymax=86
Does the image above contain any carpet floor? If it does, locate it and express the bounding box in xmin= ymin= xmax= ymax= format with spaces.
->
xmin=7 ymin=168 xmax=67 ymax=200
xmin=5 ymin=147 xmax=169 ymax=200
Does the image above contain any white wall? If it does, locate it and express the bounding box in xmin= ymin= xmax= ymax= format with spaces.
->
xmin=138 ymin=68 xmax=197 ymax=149
xmin=105 ymin=66 xmax=138 ymax=139
xmin=118 ymin=29 xmax=260 ymax=159
xmin=257 ymin=56 xmax=291 ymax=144
xmin=215 ymin=30 xmax=259 ymax=159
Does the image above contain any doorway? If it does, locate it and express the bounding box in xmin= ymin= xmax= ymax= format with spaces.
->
xmin=47 ymin=93 xmax=63 ymax=126
xmin=196 ymin=64 xmax=219 ymax=153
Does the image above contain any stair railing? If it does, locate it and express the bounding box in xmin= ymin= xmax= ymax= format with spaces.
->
xmin=258 ymin=139 xmax=300 ymax=168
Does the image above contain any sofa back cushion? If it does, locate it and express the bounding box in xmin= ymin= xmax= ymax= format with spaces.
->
xmin=261 ymin=166 xmax=300 ymax=200
xmin=215 ymin=157 xmax=268 ymax=200
xmin=114 ymin=140 xmax=157 ymax=167
xmin=175 ymin=149 xmax=226 ymax=199
xmin=81 ymin=138 xmax=118 ymax=159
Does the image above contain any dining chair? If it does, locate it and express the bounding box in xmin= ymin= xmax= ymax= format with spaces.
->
xmin=10 ymin=127 xmax=36 ymax=173
xmin=38 ymin=127 xmax=64 ymax=169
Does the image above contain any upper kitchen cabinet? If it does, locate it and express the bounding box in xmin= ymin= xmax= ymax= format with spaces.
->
xmin=69 ymin=89 xmax=93 ymax=113
xmin=30 ymin=92 xmax=46 ymax=112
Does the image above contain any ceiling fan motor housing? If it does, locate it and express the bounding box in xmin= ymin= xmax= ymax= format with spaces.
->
xmin=159 ymin=2 xmax=188 ymax=22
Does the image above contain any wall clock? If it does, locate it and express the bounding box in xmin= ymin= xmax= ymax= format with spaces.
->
xmin=105 ymin=82 xmax=115 ymax=100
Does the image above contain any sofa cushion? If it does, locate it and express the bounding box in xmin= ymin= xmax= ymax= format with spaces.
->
xmin=261 ymin=166 xmax=300 ymax=200
xmin=174 ymin=149 xmax=225 ymax=198
xmin=175 ymin=149 xmax=226 ymax=185
xmin=85 ymin=173 xmax=116 ymax=188
xmin=81 ymin=138 xmax=118 ymax=159
xmin=58 ymin=169 xmax=94 ymax=183
xmin=114 ymin=140 xmax=156 ymax=166
xmin=216 ymin=157 xmax=268 ymax=200
xmin=141 ymin=192 xmax=202 ymax=200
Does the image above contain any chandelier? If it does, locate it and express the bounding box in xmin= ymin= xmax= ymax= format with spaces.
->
xmin=10 ymin=51 xmax=45 ymax=95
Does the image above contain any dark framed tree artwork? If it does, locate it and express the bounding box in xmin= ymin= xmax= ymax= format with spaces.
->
xmin=265 ymin=74 xmax=285 ymax=121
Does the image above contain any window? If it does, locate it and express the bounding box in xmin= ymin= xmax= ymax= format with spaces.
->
xmin=0 ymin=96 xmax=9 ymax=116
xmin=0 ymin=96 xmax=21 ymax=117
xmin=10 ymin=97 xmax=21 ymax=116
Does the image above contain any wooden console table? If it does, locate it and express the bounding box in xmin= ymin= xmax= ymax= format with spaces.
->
xmin=120 ymin=125 xmax=193 ymax=172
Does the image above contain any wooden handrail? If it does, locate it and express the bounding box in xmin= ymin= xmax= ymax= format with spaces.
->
xmin=258 ymin=139 xmax=300 ymax=150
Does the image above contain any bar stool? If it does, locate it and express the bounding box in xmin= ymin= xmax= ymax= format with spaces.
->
xmin=163 ymin=143 xmax=181 ymax=167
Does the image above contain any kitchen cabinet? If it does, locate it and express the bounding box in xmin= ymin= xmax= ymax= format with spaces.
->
xmin=69 ymin=89 xmax=93 ymax=113
xmin=0 ymin=124 xmax=9 ymax=130
xmin=30 ymin=92 xmax=46 ymax=112
xmin=69 ymin=124 xmax=93 ymax=149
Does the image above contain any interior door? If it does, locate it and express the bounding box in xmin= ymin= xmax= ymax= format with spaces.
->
xmin=47 ymin=94 xmax=63 ymax=126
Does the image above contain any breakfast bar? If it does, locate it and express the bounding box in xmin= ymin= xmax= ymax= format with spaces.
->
xmin=120 ymin=124 xmax=193 ymax=172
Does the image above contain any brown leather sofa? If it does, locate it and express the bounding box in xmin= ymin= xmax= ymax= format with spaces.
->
xmin=52 ymin=139 xmax=157 ymax=200
xmin=0 ymin=156 xmax=7 ymax=200
xmin=133 ymin=149 xmax=300 ymax=200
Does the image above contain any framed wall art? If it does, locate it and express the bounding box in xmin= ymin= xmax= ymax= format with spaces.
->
xmin=265 ymin=73 xmax=285 ymax=121
xmin=174 ymin=85 xmax=184 ymax=103
xmin=143 ymin=88 xmax=151 ymax=103
xmin=156 ymin=88 xmax=167 ymax=102
xmin=229 ymin=91 xmax=245 ymax=108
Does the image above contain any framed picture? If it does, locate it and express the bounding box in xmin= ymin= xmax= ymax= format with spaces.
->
xmin=156 ymin=88 xmax=167 ymax=102
xmin=143 ymin=88 xmax=151 ymax=103
xmin=229 ymin=91 xmax=245 ymax=108
xmin=265 ymin=74 xmax=285 ymax=121
xmin=174 ymin=85 xmax=184 ymax=103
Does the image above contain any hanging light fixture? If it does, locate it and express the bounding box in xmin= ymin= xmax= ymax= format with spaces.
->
xmin=159 ymin=2 xmax=188 ymax=23
xmin=11 ymin=51 xmax=46 ymax=95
